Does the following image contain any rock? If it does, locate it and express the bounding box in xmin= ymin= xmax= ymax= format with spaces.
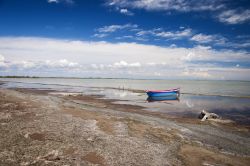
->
xmin=87 ymin=137 xmax=94 ymax=142
xmin=1 ymin=123 xmax=7 ymax=126
xmin=0 ymin=113 xmax=12 ymax=120
xmin=24 ymin=133 xmax=30 ymax=138
xmin=199 ymin=110 xmax=219 ymax=121
xmin=1 ymin=103 xmax=17 ymax=109
xmin=42 ymin=150 xmax=60 ymax=161
xmin=20 ymin=161 xmax=30 ymax=166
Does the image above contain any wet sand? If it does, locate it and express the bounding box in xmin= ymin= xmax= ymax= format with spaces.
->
xmin=0 ymin=88 xmax=250 ymax=165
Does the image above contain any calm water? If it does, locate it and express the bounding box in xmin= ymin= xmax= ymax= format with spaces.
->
xmin=1 ymin=78 xmax=250 ymax=125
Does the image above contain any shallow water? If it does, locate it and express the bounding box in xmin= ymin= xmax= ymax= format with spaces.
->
xmin=1 ymin=78 xmax=250 ymax=125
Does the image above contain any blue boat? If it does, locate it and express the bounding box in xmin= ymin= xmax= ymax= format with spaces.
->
xmin=146 ymin=88 xmax=180 ymax=99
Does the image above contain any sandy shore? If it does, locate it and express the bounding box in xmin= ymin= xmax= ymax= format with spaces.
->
xmin=0 ymin=88 xmax=250 ymax=166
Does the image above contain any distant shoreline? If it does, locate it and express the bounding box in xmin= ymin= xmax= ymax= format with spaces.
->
xmin=0 ymin=76 xmax=131 ymax=79
xmin=1 ymin=76 xmax=250 ymax=82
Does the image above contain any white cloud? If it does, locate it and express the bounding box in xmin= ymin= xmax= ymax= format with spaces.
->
xmin=169 ymin=44 xmax=177 ymax=48
xmin=97 ymin=24 xmax=138 ymax=33
xmin=217 ymin=9 xmax=250 ymax=24
xmin=0 ymin=54 xmax=7 ymax=68
xmin=48 ymin=0 xmax=59 ymax=3
xmin=135 ymin=28 xmax=163 ymax=37
xmin=45 ymin=59 xmax=79 ymax=68
xmin=191 ymin=34 xmax=214 ymax=43
xmin=19 ymin=61 xmax=36 ymax=69
xmin=236 ymin=35 xmax=250 ymax=39
xmin=190 ymin=33 xmax=227 ymax=46
xmin=0 ymin=37 xmax=250 ymax=80
xmin=194 ymin=45 xmax=211 ymax=50
xmin=120 ymin=8 xmax=134 ymax=16
xmin=114 ymin=60 xmax=141 ymax=68
xmin=136 ymin=30 xmax=150 ymax=36
xmin=93 ymin=33 xmax=109 ymax=38
xmin=134 ymin=27 xmax=192 ymax=40
xmin=0 ymin=58 xmax=79 ymax=71
xmin=107 ymin=0 xmax=224 ymax=12
xmin=0 ymin=54 xmax=5 ymax=62
xmin=182 ymin=52 xmax=196 ymax=61
xmin=95 ymin=24 xmax=246 ymax=48
xmin=48 ymin=0 xmax=74 ymax=5
xmin=115 ymin=35 xmax=133 ymax=40
xmin=227 ymin=42 xmax=250 ymax=49
xmin=94 ymin=24 xmax=248 ymax=50
xmin=90 ymin=61 xmax=141 ymax=69
xmin=190 ymin=33 xmax=250 ymax=49
xmin=134 ymin=37 xmax=148 ymax=41
xmin=155 ymin=28 xmax=192 ymax=39
xmin=182 ymin=69 xmax=211 ymax=78
xmin=106 ymin=0 xmax=250 ymax=25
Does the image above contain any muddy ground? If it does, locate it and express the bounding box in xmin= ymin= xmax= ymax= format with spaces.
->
xmin=0 ymin=88 xmax=250 ymax=166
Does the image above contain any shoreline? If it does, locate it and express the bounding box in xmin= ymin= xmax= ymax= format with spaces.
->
xmin=0 ymin=87 xmax=250 ymax=165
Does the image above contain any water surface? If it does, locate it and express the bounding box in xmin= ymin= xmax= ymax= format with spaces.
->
xmin=1 ymin=78 xmax=250 ymax=125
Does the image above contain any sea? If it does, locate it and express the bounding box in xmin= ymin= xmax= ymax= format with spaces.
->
xmin=1 ymin=78 xmax=250 ymax=125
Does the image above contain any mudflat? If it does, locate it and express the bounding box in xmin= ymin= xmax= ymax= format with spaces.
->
xmin=0 ymin=88 xmax=250 ymax=165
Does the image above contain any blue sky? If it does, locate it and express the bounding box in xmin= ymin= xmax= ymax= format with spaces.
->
xmin=0 ymin=0 xmax=250 ymax=80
